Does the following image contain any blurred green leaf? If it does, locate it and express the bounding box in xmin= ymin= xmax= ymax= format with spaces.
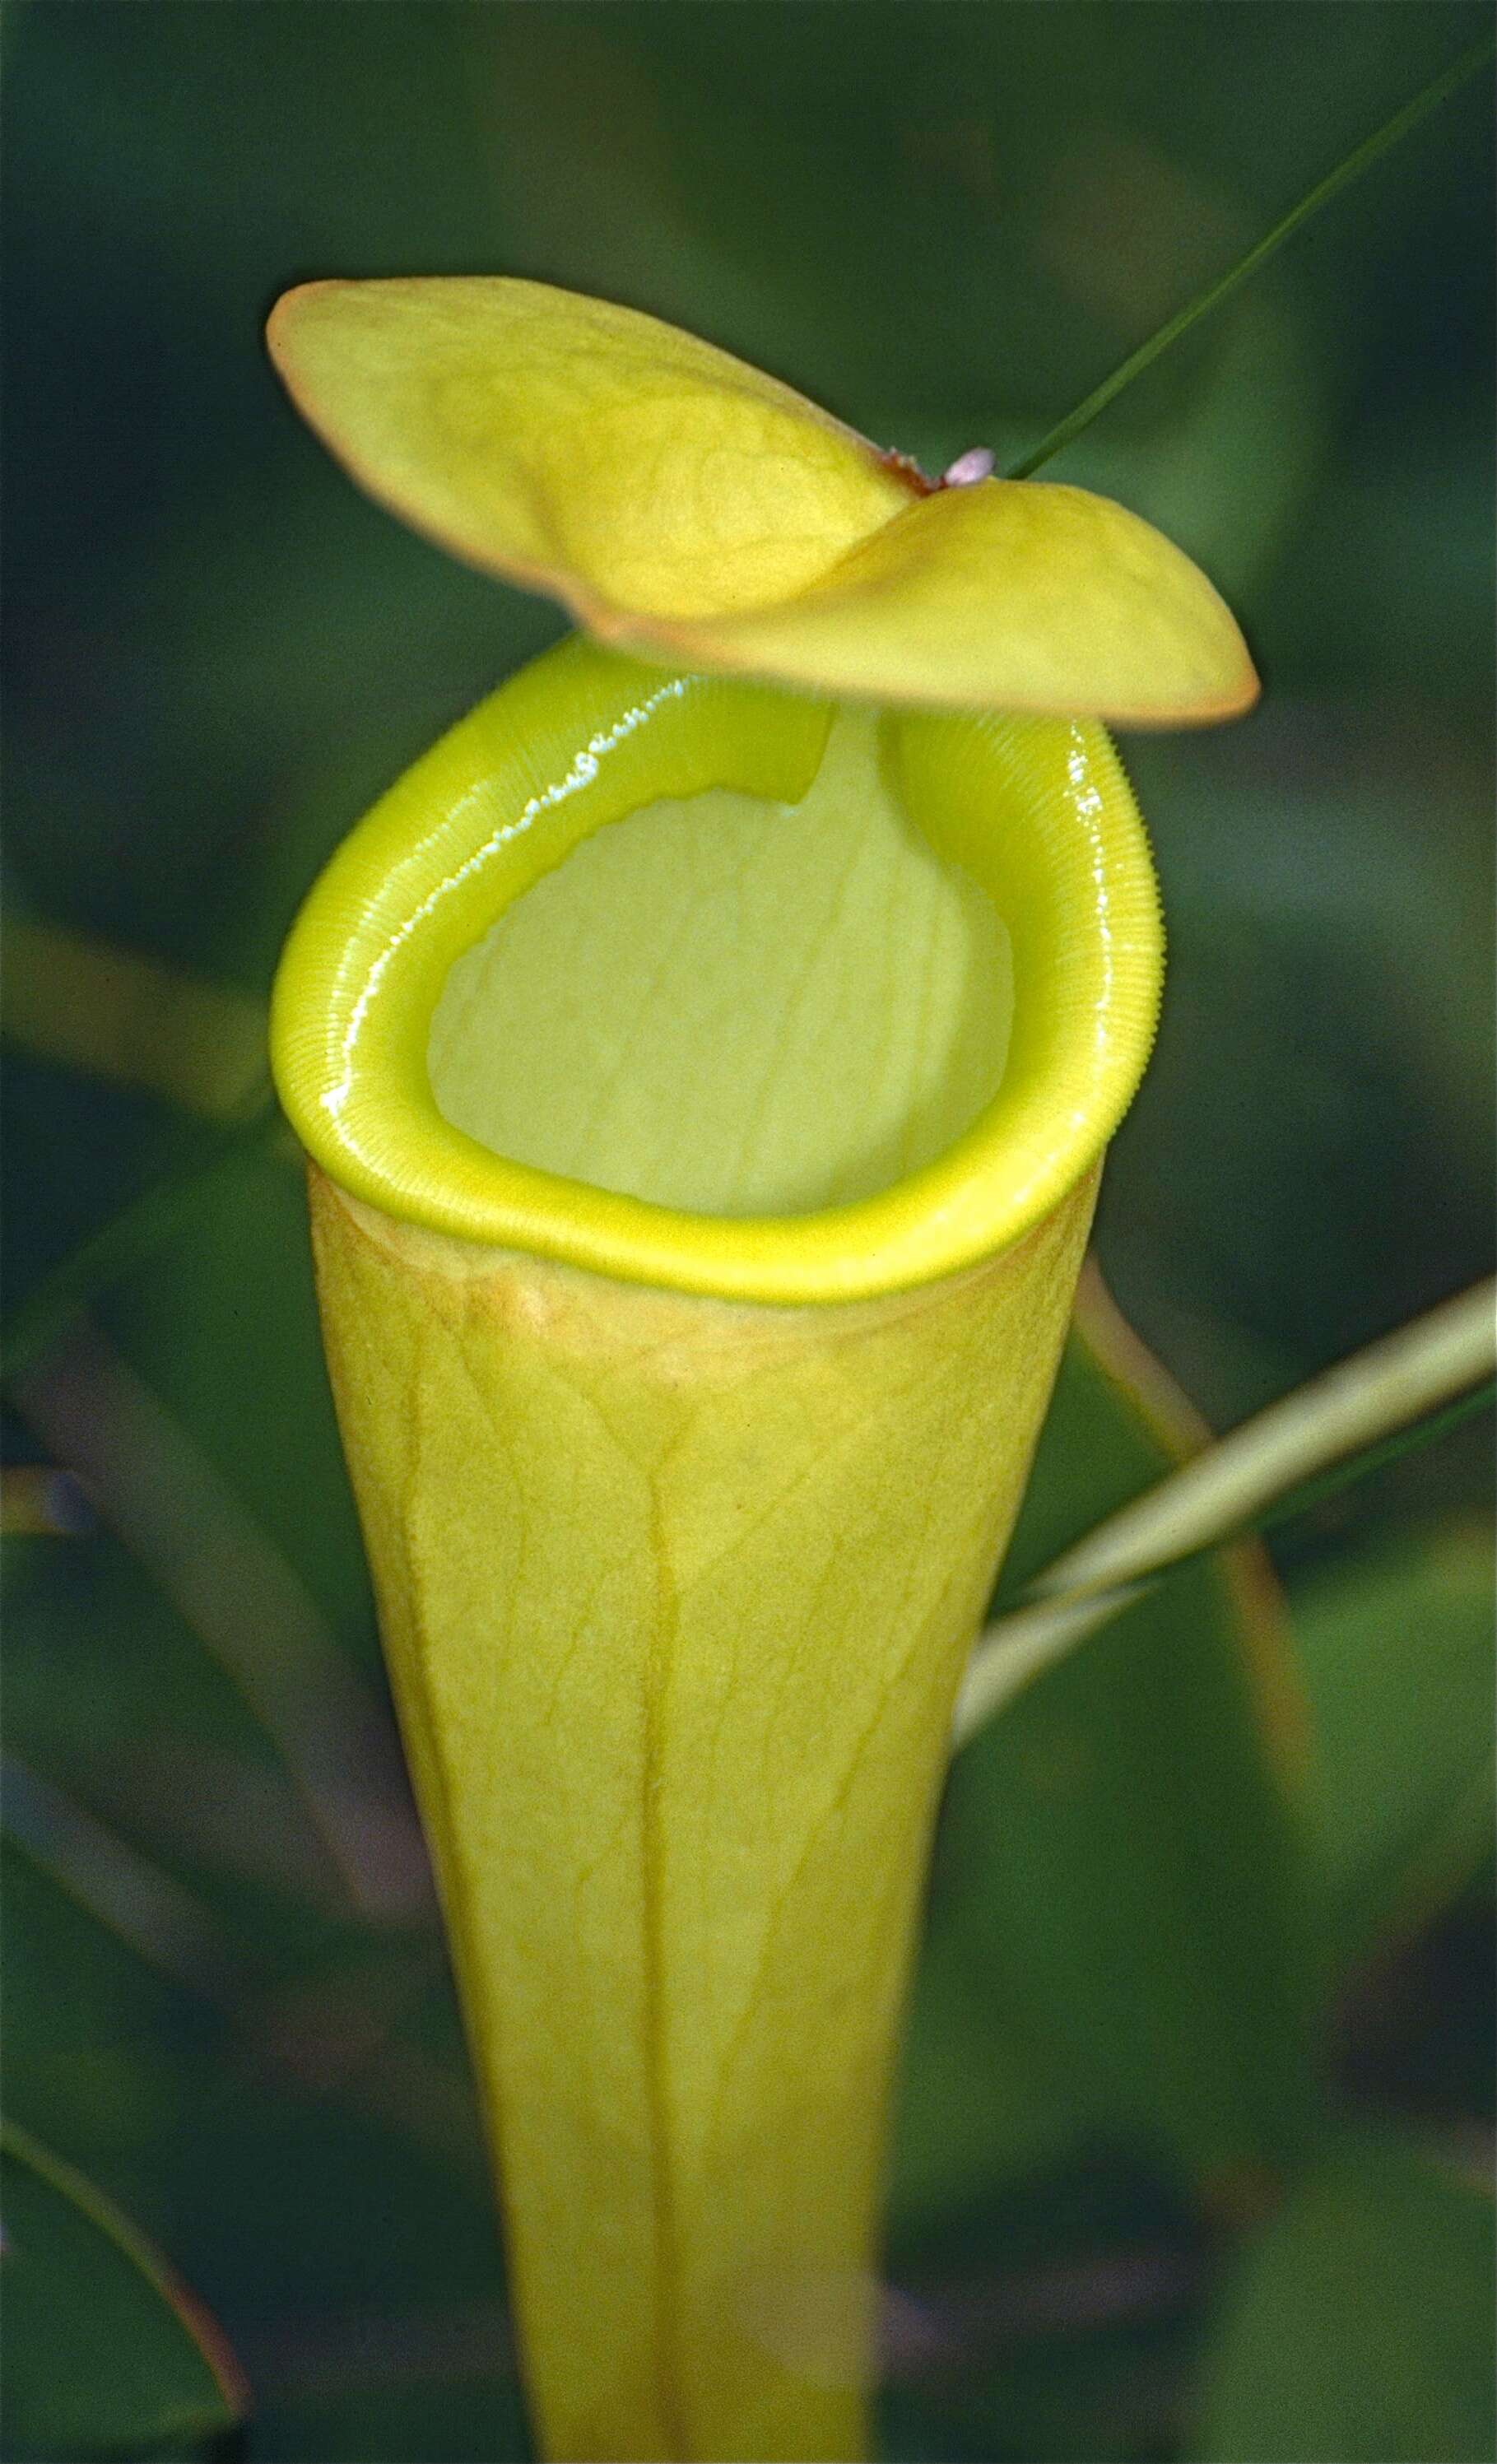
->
xmin=1 ymin=1103 xmax=282 ymax=1382
xmin=2 ymin=1834 xmax=519 ymax=2461
xmin=904 ymin=1277 xmax=1317 ymax=2194
xmin=1110 ymin=710 xmax=1495 ymax=1441
xmin=0 ymin=2119 xmax=244 ymax=2460
xmin=1195 ymin=2129 xmax=1496 ymax=2464
xmin=891 ymin=1928 xmax=1080 ymax=2228
xmin=883 ymin=2155 xmax=1205 ymax=2464
xmin=0 ymin=1830 xmax=217 ymax=2180
xmin=253 ymin=2379 xmax=530 ymax=2464
xmin=1293 ymin=1521 xmax=1496 ymax=1974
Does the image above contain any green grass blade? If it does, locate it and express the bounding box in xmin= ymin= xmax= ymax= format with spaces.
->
xmin=1006 ymin=32 xmax=1495 ymax=481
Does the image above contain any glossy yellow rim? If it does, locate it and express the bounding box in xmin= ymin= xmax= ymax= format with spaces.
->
xmin=271 ymin=636 xmax=1164 ymax=1304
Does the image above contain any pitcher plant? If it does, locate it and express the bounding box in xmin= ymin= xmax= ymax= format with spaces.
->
xmin=267 ymin=277 xmax=1257 ymax=2463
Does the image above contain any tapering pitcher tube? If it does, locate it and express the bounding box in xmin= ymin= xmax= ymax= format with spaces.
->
xmin=272 ymin=637 xmax=1164 ymax=2461
xmin=311 ymin=1167 xmax=1095 ymax=2461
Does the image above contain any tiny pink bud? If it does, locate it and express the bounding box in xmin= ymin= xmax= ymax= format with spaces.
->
xmin=940 ymin=446 xmax=995 ymax=488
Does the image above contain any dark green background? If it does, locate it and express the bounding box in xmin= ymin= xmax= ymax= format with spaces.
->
xmin=2 ymin=7 xmax=1492 ymax=2460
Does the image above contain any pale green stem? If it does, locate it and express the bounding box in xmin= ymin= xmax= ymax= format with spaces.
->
xmin=953 ymin=1277 xmax=1496 ymax=1746
xmin=0 ymin=916 xmax=270 ymax=1118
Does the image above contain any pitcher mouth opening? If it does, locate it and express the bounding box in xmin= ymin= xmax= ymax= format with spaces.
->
xmin=271 ymin=636 xmax=1162 ymax=1305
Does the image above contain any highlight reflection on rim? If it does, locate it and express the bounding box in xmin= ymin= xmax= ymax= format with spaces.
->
xmin=272 ymin=637 xmax=1163 ymax=1305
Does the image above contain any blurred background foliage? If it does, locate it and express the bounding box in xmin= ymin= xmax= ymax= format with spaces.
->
xmin=1 ymin=6 xmax=1492 ymax=2460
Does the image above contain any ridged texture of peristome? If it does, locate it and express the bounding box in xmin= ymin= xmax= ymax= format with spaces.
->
xmin=270 ymin=637 xmax=1163 ymax=1304
xmin=309 ymin=1165 xmax=1097 ymax=2463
